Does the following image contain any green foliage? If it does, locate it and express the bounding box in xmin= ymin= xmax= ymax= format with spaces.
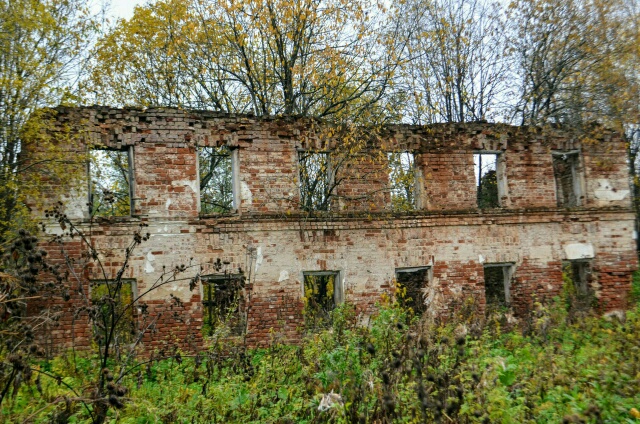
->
xmin=478 ymin=169 xmax=499 ymax=209
xmin=90 ymin=280 xmax=135 ymax=347
xmin=3 ymin=298 xmax=640 ymax=423
xmin=631 ymin=269 xmax=640 ymax=304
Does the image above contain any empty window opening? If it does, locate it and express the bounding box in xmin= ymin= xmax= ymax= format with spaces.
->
xmin=303 ymin=271 xmax=342 ymax=330
xmin=395 ymin=267 xmax=430 ymax=315
xmin=89 ymin=147 xmax=133 ymax=217
xmin=388 ymin=152 xmax=416 ymax=211
xmin=199 ymin=146 xmax=233 ymax=214
xmin=298 ymin=151 xmax=332 ymax=212
xmin=201 ymin=274 xmax=246 ymax=337
xmin=483 ymin=264 xmax=513 ymax=308
xmin=562 ymin=260 xmax=592 ymax=296
xmin=552 ymin=151 xmax=582 ymax=207
xmin=474 ymin=153 xmax=500 ymax=209
xmin=90 ymin=279 xmax=136 ymax=348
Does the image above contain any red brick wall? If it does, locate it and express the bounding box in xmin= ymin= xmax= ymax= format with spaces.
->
xmin=134 ymin=144 xmax=199 ymax=218
xmin=25 ymin=107 xmax=637 ymax=351
xmin=420 ymin=151 xmax=477 ymax=210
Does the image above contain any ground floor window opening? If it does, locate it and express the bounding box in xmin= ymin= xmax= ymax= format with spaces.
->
xmin=302 ymin=271 xmax=342 ymax=331
xmin=483 ymin=264 xmax=513 ymax=310
xmin=201 ymin=274 xmax=246 ymax=337
xmin=562 ymin=260 xmax=594 ymax=309
xmin=395 ymin=267 xmax=431 ymax=315
xmin=90 ymin=279 xmax=137 ymax=348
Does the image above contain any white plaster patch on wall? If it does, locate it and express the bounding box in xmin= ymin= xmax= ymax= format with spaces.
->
xmin=278 ymin=270 xmax=289 ymax=282
xmin=450 ymin=284 xmax=463 ymax=296
xmin=564 ymin=243 xmax=594 ymax=260
xmin=145 ymin=251 xmax=155 ymax=274
xmin=241 ymin=181 xmax=252 ymax=204
xmin=60 ymin=188 xmax=87 ymax=220
xmin=44 ymin=220 xmax=65 ymax=236
xmin=165 ymin=198 xmax=172 ymax=210
xmin=255 ymin=246 xmax=263 ymax=273
xmin=175 ymin=179 xmax=198 ymax=194
xmin=478 ymin=254 xmax=485 ymax=264
xmin=593 ymin=179 xmax=629 ymax=201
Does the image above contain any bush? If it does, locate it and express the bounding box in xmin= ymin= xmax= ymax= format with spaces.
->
xmin=2 ymin=298 xmax=640 ymax=423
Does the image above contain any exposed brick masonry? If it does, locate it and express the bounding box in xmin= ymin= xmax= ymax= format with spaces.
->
xmin=27 ymin=107 xmax=637 ymax=350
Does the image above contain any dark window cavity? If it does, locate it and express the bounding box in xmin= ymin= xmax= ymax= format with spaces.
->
xmin=302 ymin=271 xmax=342 ymax=330
xmin=90 ymin=279 xmax=136 ymax=348
xmin=201 ymin=274 xmax=246 ymax=336
xmin=395 ymin=267 xmax=430 ymax=315
xmin=562 ymin=260 xmax=592 ymax=296
xmin=552 ymin=151 xmax=582 ymax=207
xmin=483 ymin=264 xmax=513 ymax=308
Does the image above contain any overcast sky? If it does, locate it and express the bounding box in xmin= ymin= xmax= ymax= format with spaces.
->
xmin=107 ymin=0 xmax=146 ymax=20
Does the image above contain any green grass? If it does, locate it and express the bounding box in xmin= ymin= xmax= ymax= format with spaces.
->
xmin=2 ymin=291 xmax=640 ymax=423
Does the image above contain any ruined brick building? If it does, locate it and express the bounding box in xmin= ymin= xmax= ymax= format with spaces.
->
xmin=32 ymin=106 xmax=637 ymax=349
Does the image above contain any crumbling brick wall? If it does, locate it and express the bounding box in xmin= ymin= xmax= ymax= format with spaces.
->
xmin=26 ymin=106 xmax=638 ymax=350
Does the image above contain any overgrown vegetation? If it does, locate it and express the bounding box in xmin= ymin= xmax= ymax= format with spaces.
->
xmin=0 ymin=204 xmax=202 ymax=424
xmin=1 ymin=275 xmax=639 ymax=423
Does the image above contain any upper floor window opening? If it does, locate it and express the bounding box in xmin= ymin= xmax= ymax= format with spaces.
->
xmin=388 ymin=152 xmax=416 ymax=211
xmin=474 ymin=152 xmax=505 ymax=209
xmin=89 ymin=146 xmax=133 ymax=217
xmin=552 ymin=151 xmax=582 ymax=207
xmin=199 ymin=146 xmax=234 ymax=214
xmin=298 ymin=150 xmax=332 ymax=212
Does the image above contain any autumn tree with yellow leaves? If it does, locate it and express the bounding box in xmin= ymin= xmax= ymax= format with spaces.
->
xmin=89 ymin=0 xmax=404 ymax=120
xmin=509 ymin=0 xmax=639 ymax=130
xmin=0 ymin=0 xmax=101 ymax=240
